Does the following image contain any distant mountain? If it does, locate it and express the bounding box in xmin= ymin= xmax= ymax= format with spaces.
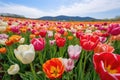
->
xmin=0 ymin=13 xmax=98 ymax=21
xmin=0 ymin=13 xmax=25 ymax=18
xmin=38 ymin=15 xmax=98 ymax=21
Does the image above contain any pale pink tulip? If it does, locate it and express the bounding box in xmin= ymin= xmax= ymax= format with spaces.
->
xmin=68 ymin=45 xmax=82 ymax=60
xmin=60 ymin=58 xmax=74 ymax=72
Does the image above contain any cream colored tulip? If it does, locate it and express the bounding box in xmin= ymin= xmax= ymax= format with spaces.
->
xmin=7 ymin=64 xmax=20 ymax=75
xmin=0 ymin=21 xmax=8 ymax=26
xmin=0 ymin=39 xmax=7 ymax=45
xmin=18 ymin=38 xmax=25 ymax=43
xmin=85 ymin=29 xmax=92 ymax=34
xmin=14 ymin=44 xmax=35 ymax=64
xmin=0 ymin=26 xmax=7 ymax=32
xmin=0 ymin=21 xmax=8 ymax=32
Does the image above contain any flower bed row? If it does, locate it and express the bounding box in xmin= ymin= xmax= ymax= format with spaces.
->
xmin=0 ymin=17 xmax=120 ymax=80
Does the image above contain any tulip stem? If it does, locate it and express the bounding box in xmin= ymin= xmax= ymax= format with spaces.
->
xmin=0 ymin=71 xmax=6 ymax=73
xmin=30 ymin=63 xmax=37 ymax=80
xmin=59 ymin=47 xmax=64 ymax=57
xmin=38 ymin=52 xmax=43 ymax=65
xmin=78 ymin=50 xmax=84 ymax=79
xmin=82 ymin=50 xmax=87 ymax=80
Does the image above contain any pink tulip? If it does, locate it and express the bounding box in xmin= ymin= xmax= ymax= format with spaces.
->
xmin=10 ymin=26 xmax=20 ymax=34
xmin=31 ymin=38 xmax=45 ymax=51
xmin=68 ymin=45 xmax=82 ymax=60
xmin=99 ymin=37 xmax=107 ymax=43
xmin=58 ymin=28 xmax=64 ymax=34
xmin=60 ymin=58 xmax=74 ymax=72
xmin=107 ymin=23 xmax=120 ymax=35
xmin=47 ymin=31 xmax=53 ymax=38
xmin=49 ymin=40 xmax=55 ymax=46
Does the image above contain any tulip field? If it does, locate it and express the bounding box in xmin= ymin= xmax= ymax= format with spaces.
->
xmin=0 ymin=16 xmax=120 ymax=80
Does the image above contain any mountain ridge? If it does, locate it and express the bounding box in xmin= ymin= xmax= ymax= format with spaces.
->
xmin=0 ymin=13 xmax=99 ymax=21
xmin=38 ymin=15 xmax=98 ymax=21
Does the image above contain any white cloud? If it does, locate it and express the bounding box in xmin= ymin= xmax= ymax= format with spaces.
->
xmin=0 ymin=0 xmax=120 ymax=18
xmin=55 ymin=0 xmax=120 ymax=16
xmin=0 ymin=2 xmax=51 ymax=18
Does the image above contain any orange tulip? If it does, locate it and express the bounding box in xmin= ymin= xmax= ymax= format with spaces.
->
xmin=67 ymin=36 xmax=73 ymax=40
xmin=20 ymin=27 xmax=27 ymax=33
xmin=5 ymin=40 xmax=13 ymax=46
xmin=43 ymin=58 xmax=64 ymax=79
xmin=30 ymin=34 xmax=36 ymax=39
xmin=9 ymin=35 xmax=21 ymax=43
xmin=5 ymin=26 xmax=11 ymax=32
xmin=0 ymin=47 xmax=7 ymax=54
xmin=63 ymin=31 xmax=68 ymax=37
xmin=110 ymin=35 xmax=120 ymax=41
xmin=34 ymin=31 xmax=39 ymax=36
xmin=94 ymin=42 xmax=114 ymax=53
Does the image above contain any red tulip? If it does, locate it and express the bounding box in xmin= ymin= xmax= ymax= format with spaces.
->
xmin=39 ymin=29 xmax=47 ymax=37
xmin=80 ymin=34 xmax=99 ymax=51
xmin=31 ymin=38 xmax=45 ymax=51
xmin=56 ymin=37 xmax=66 ymax=47
xmin=93 ymin=52 xmax=120 ymax=80
xmin=76 ymin=31 xmax=83 ymax=38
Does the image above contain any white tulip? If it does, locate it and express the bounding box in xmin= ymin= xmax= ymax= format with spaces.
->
xmin=14 ymin=44 xmax=35 ymax=64
xmin=0 ymin=39 xmax=7 ymax=45
xmin=0 ymin=25 xmax=7 ymax=32
xmin=18 ymin=38 xmax=25 ymax=43
xmin=7 ymin=64 xmax=20 ymax=75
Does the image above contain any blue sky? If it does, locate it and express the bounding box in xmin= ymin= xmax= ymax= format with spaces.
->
xmin=0 ymin=0 xmax=120 ymax=19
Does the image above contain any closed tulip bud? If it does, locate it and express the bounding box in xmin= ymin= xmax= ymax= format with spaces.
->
xmin=7 ymin=64 xmax=20 ymax=75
